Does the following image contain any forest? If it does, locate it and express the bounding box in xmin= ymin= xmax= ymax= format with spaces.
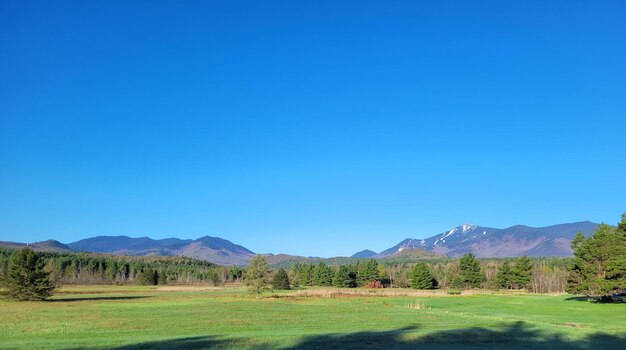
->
xmin=0 ymin=248 xmax=243 ymax=286
xmin=0 ymin=247 xmax=568 ymax=293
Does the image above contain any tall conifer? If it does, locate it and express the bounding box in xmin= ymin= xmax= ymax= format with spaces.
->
xmin=1 ymin=248 xmax=55 ymax=301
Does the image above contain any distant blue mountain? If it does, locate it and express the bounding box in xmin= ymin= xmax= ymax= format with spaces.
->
xmin=68 ymin=235 xmax=254 ymax=266
xmin=68 ymin=236 xmax=192 ymax=252
xmin=351 ymin=249 xmax=377 ymax=258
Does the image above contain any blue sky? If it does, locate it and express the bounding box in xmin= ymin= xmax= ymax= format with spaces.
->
xmin=1 ymin=1 xmax=625 ymax=257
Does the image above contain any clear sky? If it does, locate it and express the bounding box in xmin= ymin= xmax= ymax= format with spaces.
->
xmin=1 ymin=1 xmax=625 ymax=257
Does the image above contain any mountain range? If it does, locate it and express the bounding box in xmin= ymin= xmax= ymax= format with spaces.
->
xmin=0 ymin=235 xmax=255 ymax=266
xmin=66 ymin=235 xmax=255 ymax=266
xmin=0 ymin=221 xmax=600 ymax=266
xmin=369 ymin=221 xmax=599 ymax=258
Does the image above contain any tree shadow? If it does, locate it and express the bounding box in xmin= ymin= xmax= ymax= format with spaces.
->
xmin=288 ymin=321 xmax=626 ymax=349
xmin=49 ymin=295 xmax=150 ymax=302
xmin=81 ymin=322 xmax=626 ymax=350
xmin=565 ymin=295 xmax=625 ymax=303
xmin=83 ymin=335 xmax=270 ymax=350
xmin=288 ymin=325 xmax=419 ymax=350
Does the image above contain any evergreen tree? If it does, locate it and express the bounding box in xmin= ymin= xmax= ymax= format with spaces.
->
xmin=356 ymin=259 xmax=380 ymax=286
xmin=1 ymin=247 xmax=55 ymax=301
xmin=244 ymin=255 xmax=272 ymax=298
xmin=228 ymin=267 xmax=244 ymax=282
xmin=138 ymin=268 xmax=159 ymax=285
xmin=333 ymin=265 xmax=356 ymax=288
xmin=459 ymin=253 xmax=484 ymax=288
xmin=445 ymin=262 xmax=464 ymax=288
xmin=272 ymin=268 xmax=290 ymax=290
xmin=313 ymin=262 xmax=333 ymax=286
xmin=567 ymin=214 xmax=626 ymax=300
xmin=512 ymin=256 xmax=533 ymax=289
xmin=409 ymin=262 xmax=435 ymax=289
xmin=496 ymin=261 xmax=514 ymax=289
xmin=299 ymin=264 xmax=314 ymax=286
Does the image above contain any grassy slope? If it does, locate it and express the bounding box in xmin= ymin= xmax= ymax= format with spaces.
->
xmin=1 ymin=286 xmax=625 ymax=349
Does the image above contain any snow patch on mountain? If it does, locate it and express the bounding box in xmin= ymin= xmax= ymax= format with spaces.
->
xmin=461 ymin=224 xmax=477 ymax=233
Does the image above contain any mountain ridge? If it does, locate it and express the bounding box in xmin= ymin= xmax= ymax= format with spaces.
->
xmin=67 ymin=235 xmax=254 ymax=266
xmin=378 ymin=221 xmax=599 ymax=258
xmin=0 ymin=239 xmax=76 ymax=253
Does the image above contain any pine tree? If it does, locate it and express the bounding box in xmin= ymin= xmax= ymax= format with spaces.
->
xmin=1 ymin=248 xmax=55 ymax=301
xmin=446 ymin=262 xmax=464 ymax=288
xmin=333 ymin=265 xmax=356 ymax=288
xmin=138 ymin=268 xmax=159 ymax=285
xmin=409 ymin=262 xmax=435 ymax=289
xmin=512 ymin=256 xmax=532 ymax=289
xmin=459 ymin=253 xmax=484 ymax=289
xmin=272 ymin=268 xmax=290 ymax=290
xmin=313 ymin=262 xmax=333 ymax=286
xmin=496 ymin=261 xmax=513 ymax=289
xmin=244 ymin=255 xmax=272 ymax=298
xmin=567 ymin=214 xmax=626 ymax=300
xmin=356 ymin=259 xmax=379 ymax=286
xmin=299 ymin=264 xmax=314 ymax=286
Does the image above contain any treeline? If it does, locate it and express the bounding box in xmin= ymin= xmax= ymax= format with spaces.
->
xmin=0 ymin=247 xmax=571 ymax=292
xmin=282 ymin=255 xmax=570 ymax=293
xmin=0 ymin=248 xmax=244 ymax=285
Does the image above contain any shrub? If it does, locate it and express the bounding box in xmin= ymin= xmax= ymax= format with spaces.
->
xmin=364 ymin=280 xmax=384 ymax=289
xmin=272 ymin=268 xmax=290 ymax=290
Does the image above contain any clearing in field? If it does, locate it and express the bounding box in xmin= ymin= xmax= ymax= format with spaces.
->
xmin=1 ymin=285 xmax=625 ymax=349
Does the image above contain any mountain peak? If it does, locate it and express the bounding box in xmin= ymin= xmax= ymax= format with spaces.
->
xmin=460 ymin=224 xmax=478 ymax=232
xmin=194 ymin=235 xmax=223 ymax=242
xmin=33 ymin=239 xmax=71 ymax=249
xmin=351 ymin=249 xmax=377 ymax=258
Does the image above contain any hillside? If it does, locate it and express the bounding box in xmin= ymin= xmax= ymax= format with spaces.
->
xmin=0 ymin=240 xmax=75 ymax=254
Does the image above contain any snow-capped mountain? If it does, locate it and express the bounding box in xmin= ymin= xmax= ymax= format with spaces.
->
xmin=378 ymin=221 xmax=599 ymax=258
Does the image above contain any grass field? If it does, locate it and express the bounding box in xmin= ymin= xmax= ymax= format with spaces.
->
xmin=1 ymin=286 xmax=625 ymax=349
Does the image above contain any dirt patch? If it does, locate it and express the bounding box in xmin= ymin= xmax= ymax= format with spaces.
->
xmin=288 ymin=288 xmax=493 ymax=298
xmin=557 ymin=322 xmax=591 ymax=329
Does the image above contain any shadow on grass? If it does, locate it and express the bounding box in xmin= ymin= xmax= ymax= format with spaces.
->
xmin=49 ymin=295 xmax=150 ymax=302
xmin=288 ymin=322 xmax=626 ymax=350
xmin=87 ymin=335 xmax=270 ymax=350
xmin=565 ymin=295 xmax=625 ymax=303
xmin=86 ymin=321 xmax=626 ymax=350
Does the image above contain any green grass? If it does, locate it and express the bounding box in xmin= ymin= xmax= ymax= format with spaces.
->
xmin=1 ymin=286 xmax=625 ymax=349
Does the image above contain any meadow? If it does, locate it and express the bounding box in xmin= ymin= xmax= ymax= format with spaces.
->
xmin=1 ymin=285 xmax=625 ymax=349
